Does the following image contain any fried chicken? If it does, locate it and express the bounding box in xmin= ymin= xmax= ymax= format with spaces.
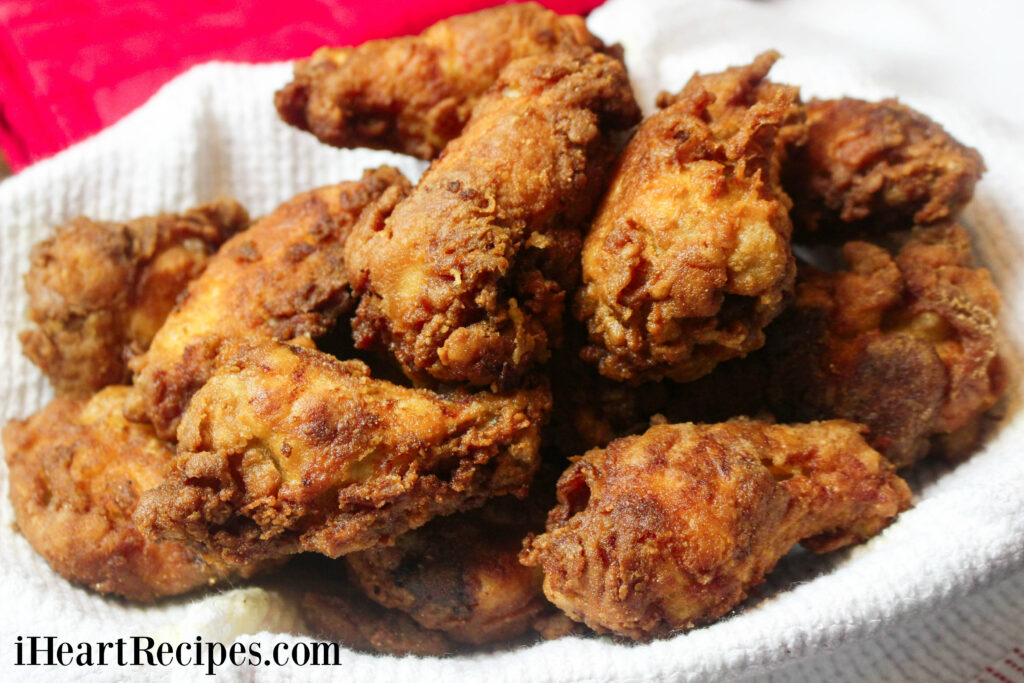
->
xmin=19 ymin=199 xmax=248 ymax=397
xmin=345 ymin=50 xmax=640 ymax=388
xmin=2 ymin=386 xmax=268 ymax=602
xmin=126 ymin=167 xmax=409 ymax=439
xmin=762 ymin=222 xmax=1004 ymax=466
xmin=343 ymin=493 xmax=551 ymax=646
xmin=275 ymin=2 xmax=612 ymax=159
xmin=302 ymin=586 xmax=454 ymax=656
xmin=786 ymin=98 xmax=985 ymax=240
xmin=576 ymin=52 xmax=802 ymax=383
xmin=520 ymin=419 xmax=911 ymax=640
xmin=134 ymin=341 xmax=550 ymax=563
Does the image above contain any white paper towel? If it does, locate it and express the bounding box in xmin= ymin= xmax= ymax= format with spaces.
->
xmin=1 ymin=0 xmax=1022 ymax=680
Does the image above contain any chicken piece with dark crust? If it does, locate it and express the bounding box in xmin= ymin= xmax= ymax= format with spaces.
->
xmin=520 ymin=419 xmax=910 ymax=640
xmin=126 ymin=167 xmax=409 ymax=439
xmin=786 ymin=98 xmax=985 ymax=240
xmin=346 ymin=50 xmax=640 ymax=388
xmin=275 ymin=2 xmax=612 ymax=159
xmin=343 ymin=492 xmax=552 ymax=646
xmin=134 ymin=341 xmax=550 ymax=563
xmin=302 ymin=586 xmax=454 ymax=656
xmin=762 ymin=222 xmax=1004 ymax=466
xmin=19 ymin=200 xmax=248 ymax=397
xmin=2 ymin=386 xmax=269 ymax=602
xmin=576 ymin=51 xmax=802 ymax=383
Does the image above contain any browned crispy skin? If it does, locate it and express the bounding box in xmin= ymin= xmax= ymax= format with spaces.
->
xmin=576 ymin=52 xmax=802 ymax=383
xmin=302 ymin=588 xmax=454 ymax=656
xmin=521 ymin=420 xmax=910 ymax=640
xmin=275 ymin=3 xmax=612 ymax=159
xmin=1 ymin=387 xmax=268 ymax=602
xmin=346 ymin=51 xmax=640 ymax=389
xmin=786 ymin=98 xmax=985 ymax=240
xmin=19 ymin=200 xmax=248 ymax=397
xmin=344 ymin=494 xmax=550 ymax=646
xmin=134 ymin=341 xmax=550 ymax=563
xmin=761 ymin=223 xmax=1005 ymax=467
xmin=126 ymin=167 xmax=409 ymax=439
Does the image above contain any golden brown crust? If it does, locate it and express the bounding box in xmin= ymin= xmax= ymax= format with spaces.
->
xmin=763 ymin=223 xmax=1005 ymax=466
xmin=126 ymin=167 xmax=409 ymax=439
xmin=19 ymin=200 xmax=248 ymax=397
xmin=786 ymin=98 xmax=985 ymax=239
xmin=576 ymin=52 xmax=802 ymax=383
xmin=344 ymin=494 xmax=549 ymax=645
xmin=520 ymin=419 xmax=910 ymax=640
xmin=134 ymin=341 xmax=551 ymax=563
xmin=302 ymin=588 xmax=454 ymax=656
xmin=346 ymin=51 xmax=640 ymax=388
xmin=2 ymin=387 xmax=266 ymax=602
xmin=275 ymin=2 xmax=611 ymax=159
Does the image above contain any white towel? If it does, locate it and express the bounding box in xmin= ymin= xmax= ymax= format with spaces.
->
xmin=1 ymin=0 xmax=1022 ymax=680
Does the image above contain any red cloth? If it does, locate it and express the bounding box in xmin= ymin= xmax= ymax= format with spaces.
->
xmin=0 ymin=1 xmax=603 ymax=171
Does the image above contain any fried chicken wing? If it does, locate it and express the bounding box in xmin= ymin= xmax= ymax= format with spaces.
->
xmin=1 ymin=386 xmax=268 ymax=602
xmin=343 ymin=493 xmax=551 ymax=646
xmin=786 ymin=98 xmax=985 ymax=239
xmin=576 ymin=52 xmax=802 ymax=383
xmin=520 ymin=419 xmax=910 ymax=640
xmin=19 ymin=199 xmax=248 ymax=397
xmin=275 ymin=2 xmax=612 ymax=159
xmin=127 ymin=167 xmax=409 ymax=439
xmin=345 ymin=50 xmax=640 ymax=388
xmin=762 ymin=222 xmax=1005 ymax=466
xmin=134 ymin=341 xmax=550 ymax=563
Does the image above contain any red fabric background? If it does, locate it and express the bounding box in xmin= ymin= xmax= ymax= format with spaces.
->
xmin=0 ymin=1 xmax=603 ymax=172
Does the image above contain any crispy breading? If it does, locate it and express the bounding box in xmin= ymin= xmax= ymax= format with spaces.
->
xmin=2 ymin=386 xmax=268 ymax=602
xmin=126 ymin=167 xmax=409 ymax=439
xmin=763 ymin=223 xmax=1005 ymax=466
xmin=576 ymin=52 xmax=802 ymax=383
xmin=520 ymin=419 xmax=910 ymax=640
xmin=19 ymin=200 xmax=248 ymax=397
xmin=275 ymin=3 xmax=612 ymax=159
xmin=302 ymin=587 xmax=454 ymax=656
xmin=345 ymin=50 xmax=640 ymax=388
xmin=134 ymin=341 xmax=550 ymax=563
xmin=344 ymin=493 xmax=550 ymax=645
xmin=786 ymin=98 xmax=985 ymax=239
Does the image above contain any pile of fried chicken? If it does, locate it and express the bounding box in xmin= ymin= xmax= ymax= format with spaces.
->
xmin=3 ymin=3 xmax=1004 ymax=652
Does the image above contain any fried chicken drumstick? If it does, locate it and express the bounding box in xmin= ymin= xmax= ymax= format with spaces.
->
xmin=576 ymin=51 xmax=802 ymax=383
xmin=127 ymin=167 xmax=408 ymax=439
xmin=2 ymin=386 xmax=268 ymax=602
xmin=345 ymin=50 xmax=640 ymax=388
xmin=134 ymin=341 xmax=550 ymax=563
xmin=275 ymin=3 xmax=612 ymax=159
xmin=19 ymin=199 xmax=248 ymax=397
xmin=521 ymin=419 xmax=910 ymax=640
xmin=762 ymin=222 xmax=1004 ymax=466
xmin=786 ymin=98 xmax=985 ymax=239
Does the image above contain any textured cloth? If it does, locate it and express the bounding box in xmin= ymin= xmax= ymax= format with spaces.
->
xmin=0 ymin=0 xmax=602 ymax=170
xmin=1 ymin=0 xmax=1023 ymax=680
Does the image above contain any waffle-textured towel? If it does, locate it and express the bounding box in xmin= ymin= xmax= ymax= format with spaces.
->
xmin=1 ymin=0 xmax=1022 ymax=680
